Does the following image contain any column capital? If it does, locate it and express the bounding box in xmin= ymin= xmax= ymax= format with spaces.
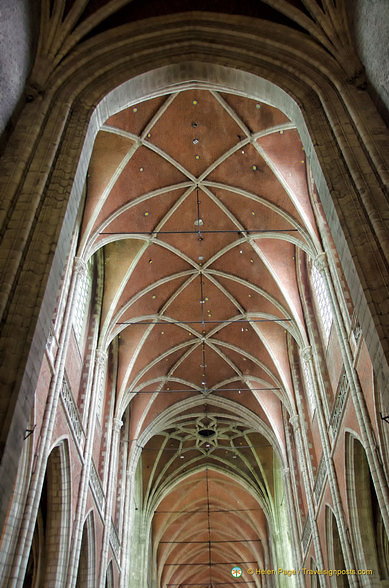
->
xmin=313 ymin=252 xmax=328 ymax=273
xmin=282 ymin=467 xmax=290 ymax=479
xmin=74 ymin=256 xmax=87 ymax=276
xmin=301 ymin=346 xmax=313 ymax=363
xmin=113 ymin=418 xmax=123 ymax=432
xmin=95 ymin=348 xmax=107 ymax=366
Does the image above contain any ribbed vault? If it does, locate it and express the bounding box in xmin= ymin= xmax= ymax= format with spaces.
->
xmin=81 ymin=87 xmax=320 ymax=584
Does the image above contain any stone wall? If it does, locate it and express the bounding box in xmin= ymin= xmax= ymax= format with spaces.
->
xmin=0 ymin=1 xmax=388 ymax=140
xmin=0 ymin=0 xmax=37 ymax=140
xmin=352 ymin=0 xmax=389 ymax=122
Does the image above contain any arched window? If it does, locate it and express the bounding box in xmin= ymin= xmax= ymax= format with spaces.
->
xmin=301 ymin=356 xmax=315 ymax=414
xmin=73 ymin=260 xmax=93 ymax=344
xmin=96 ymin=355 xmax=107 ymax=424
xmin=311 ymin=264 xmax=333 ymax=343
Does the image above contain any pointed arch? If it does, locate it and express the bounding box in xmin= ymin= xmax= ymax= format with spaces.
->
xmin=20 ymin=439 xmax=72 ymax=587
xmin=76 ymin=510 xmax=96 ymax=588
xmin=346 ymin=433 xmax=389 ymax=585
xmin=105 ymin=559 xmax=114 ymax=587
xmin=325 ymin=505 xmax=348 ymax=587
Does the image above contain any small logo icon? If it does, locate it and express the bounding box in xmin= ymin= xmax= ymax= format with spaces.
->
xmin=231 ymin=566 xmax=242 ymax=578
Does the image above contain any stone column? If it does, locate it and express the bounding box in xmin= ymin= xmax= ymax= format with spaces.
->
xmin=281 ymin=467 xmax=305 ymax=588
xmin=300 ymin=344 xmax=358 ymax=585
xmin=314 ymin=253 xmax=389 ymax=535
xmin=7 ymin=256 xmax=87 ymax=587
xmin=120 ymin=451 xmax=143 ymax=588
xmin=98 ymin=417 xmax=123 ymax=587
xmin=289 ymin=416 xmax=326 ymax=587
xmin=65 ymin=347 xmax=107 ymax=586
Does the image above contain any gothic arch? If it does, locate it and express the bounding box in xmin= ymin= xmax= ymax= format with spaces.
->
xmin=325 ymin=504 xmax=349 ymax=587
xmin=105 ymin=559 xmax=114 ymax=588
xmin=346 ymin=433 xmax=389 ymax=586
xmin=16 ymin=440 xmax=72 ymax=587
xmin=1 ymin=15 xmax=388 ymax=531
xmin=76 ymin=510 xmax=96 ymax=588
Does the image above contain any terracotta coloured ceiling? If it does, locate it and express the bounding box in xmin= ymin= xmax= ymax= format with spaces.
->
xmin=80 ymin=89 xmax=319 ymax=585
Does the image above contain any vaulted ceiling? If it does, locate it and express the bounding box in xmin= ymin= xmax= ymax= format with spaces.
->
xmin=81 ymin=88 xmax=319 ymax=585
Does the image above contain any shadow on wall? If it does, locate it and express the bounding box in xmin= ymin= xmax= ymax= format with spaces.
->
xmin=0 ymin=0 xmax=38 ymax=145
xmin=352 ymin=0 xmax=389 ymax=124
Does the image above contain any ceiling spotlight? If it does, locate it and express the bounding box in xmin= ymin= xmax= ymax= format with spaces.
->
xmin=193 ymin=99 xmax=198 ymax=105
xmin=133 ymin=107 xmax=138 ymax=112
xmin=256 ymin=103 xmax=261 ymax=109
xmin=194 ymin=218 xmax=203 ymax=226
xmin=192 ymin=122 xmax=198 ymax=128
xmin=193 ymin=138 xmax=199 ymax=144
xmin=198 ymin=255 xmax=204 ymax=261
xmin=180 ymin=455 xmax=185 ymax=459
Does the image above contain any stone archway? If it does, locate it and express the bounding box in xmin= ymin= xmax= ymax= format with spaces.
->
xmin=346 ymin=434 xmax=389 ymax=586
xmin=0 ymin=10 xmax=388 ymax=545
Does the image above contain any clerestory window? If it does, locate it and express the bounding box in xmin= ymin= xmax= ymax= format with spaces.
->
xmin=73 ymin=262 xmax=92 ymax=344
xmin=311 ymin=264 xmax=333 ymax=343
xmin=302 ymin=356 xmax=315 ymax=414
